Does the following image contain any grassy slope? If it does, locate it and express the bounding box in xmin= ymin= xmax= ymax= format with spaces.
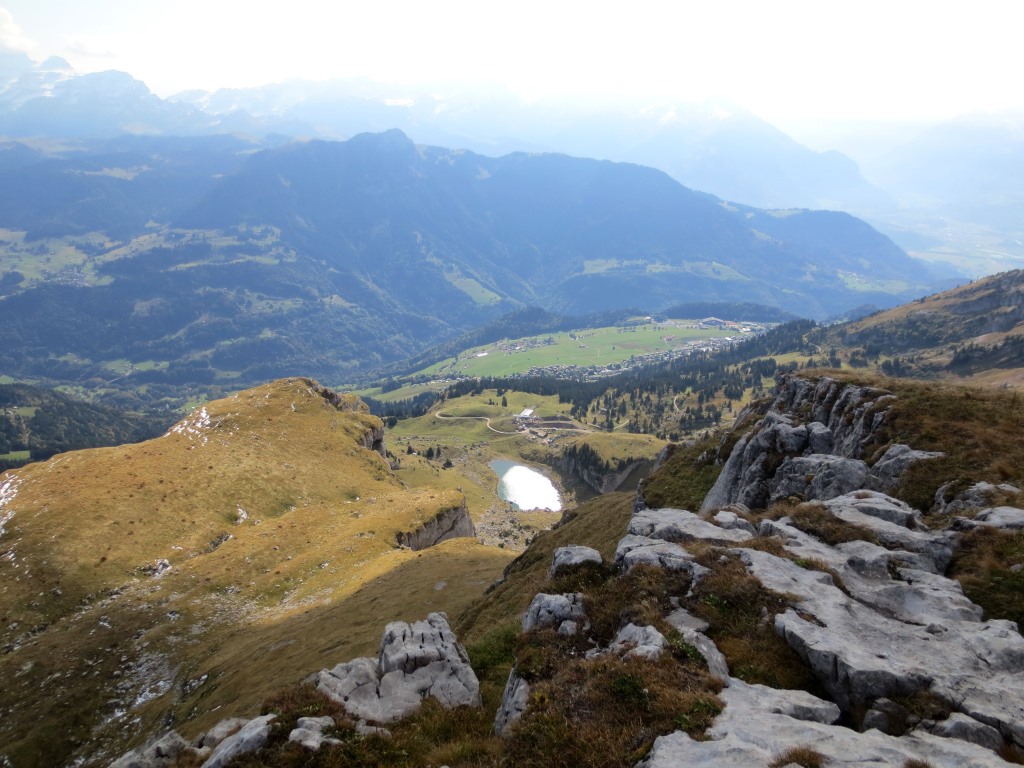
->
xmin=0 ymin=378 xmax=515 ymax=768
xmin=417 ymin=322 xmax=738 ymax=379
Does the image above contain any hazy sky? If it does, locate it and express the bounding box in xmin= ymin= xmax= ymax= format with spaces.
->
xmin=2 ymin=0 xmax=1021 ymax=130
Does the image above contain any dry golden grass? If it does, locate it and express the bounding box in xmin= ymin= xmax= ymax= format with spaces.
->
xmin=948 ymin=527 xmax=1024 ymax=628
xmin=685 ymin=549 xmax=820 ymax=693
xmin=0 ymin=378 xmax=514 ymax=767
xmin=504 ymin=654 xmax=722 ymax=768
xmin=763 ymin=502 xmax=880 ymax=547
xmin=769 ymin=745 xmax=827 ymax=768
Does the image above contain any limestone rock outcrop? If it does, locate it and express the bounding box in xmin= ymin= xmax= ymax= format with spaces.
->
xmin=315 ymin=612 xmax=480 ymax=724
xmin=699 ymin=375 xmax=942 ymax=512
xmin=639 ymin=679 xmax=1009 ymax=767
xmin=558 ymin=451 xmax=650 ymax=494
xmin=396 ymin=501 xmax=476 ymax=550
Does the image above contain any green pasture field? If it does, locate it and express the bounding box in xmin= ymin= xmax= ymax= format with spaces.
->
xmin=420 ymin=320 xmax=743 ymax=379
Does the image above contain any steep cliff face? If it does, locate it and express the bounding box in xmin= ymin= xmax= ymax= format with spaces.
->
xmin=701 ymin=374 xmax=941 ymax=512
xmin=557 ymin=453 xmax=652 ymax=495
xmin=396 ymin=501 xmax=476 ymax=551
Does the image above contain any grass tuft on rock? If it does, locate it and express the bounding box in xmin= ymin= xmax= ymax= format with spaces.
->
xmin=503 ymin=655 xmax=722 ymax=768
xmin=949 ymin=527 xmax=1024 ymax=628
xmin=685 ymin=549 xmax=820 ymax=693
xmin=769 ymin=745 xmax=827 ymax=768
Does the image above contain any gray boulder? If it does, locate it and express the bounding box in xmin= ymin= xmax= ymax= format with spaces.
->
xmin=522 ymin=592 xmax=587 ymax=634
xmin=547 ymin=545 xmax=603 ymax=579
xmin=975 ymin=506 xmax=1024 ymax=530
xmin=200 ymin=715 xmax=276 ymax=768
xmin=109 ymin=732 xmax=192 ymax=768
xmin=494 ymin=670 xmax=530 ymax=736
xmin=288 ymin=716 xmax=341 ymax=751
xmin=316 ymin=612 xmax=480 ymax=724
xmin=606 ymin=623 xmax=666 ymax=661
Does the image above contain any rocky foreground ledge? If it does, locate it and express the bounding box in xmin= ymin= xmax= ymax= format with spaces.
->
xmin=496 ymin=375 xmax=1024 ymax=766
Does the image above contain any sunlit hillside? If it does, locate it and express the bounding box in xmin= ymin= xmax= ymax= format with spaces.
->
xmin=0 ymin=377 xmax=512 ymax=767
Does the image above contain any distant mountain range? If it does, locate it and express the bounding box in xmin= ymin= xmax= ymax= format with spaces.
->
xmin=4 ymin=52 xmax=1022 ymax=274
xmin=0 ymin=51 xmax=914 ymax=214
xmin=0 ymin=129 xmax=946 ymax=396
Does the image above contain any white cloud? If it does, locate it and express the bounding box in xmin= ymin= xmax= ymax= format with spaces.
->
xmin=63 ymin=34 xmax=114 ymax=60
xmin=0 ymin=8 xmax=34 ymax=52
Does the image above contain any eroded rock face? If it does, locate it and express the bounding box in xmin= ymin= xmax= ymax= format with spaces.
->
xmin=699 ymin=375 xmax=942 ymax=512
xmin=315 ymin=612 xmax=480 ymax=724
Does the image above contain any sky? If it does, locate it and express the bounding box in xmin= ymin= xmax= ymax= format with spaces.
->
xmin=1 ymin=0 xmax=1022 ymax=133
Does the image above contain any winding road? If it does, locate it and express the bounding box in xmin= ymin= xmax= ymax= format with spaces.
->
xmin=434 ymin=410 xmax=593 ymax=435
xmin=433 ymin=410 xmax=520 ymax=434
